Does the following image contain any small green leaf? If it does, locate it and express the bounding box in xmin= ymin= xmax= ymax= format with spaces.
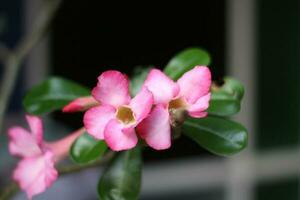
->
xmin=130 ymin=66 xmax=152 ymax=96
xmin=70 ymin=132 xmax=107 ymax=164
xmin=183 ymin=117 xmax=248 ymax=156
xmin=208 ymin=77 xmax=244 ymax=117
xmin=23 ymin=77 xmax=90 ymax=114
xmin=98 ymin=147 xmax=142 ymax=200
xmin=164 ymin=47 xmax=211 ymax=80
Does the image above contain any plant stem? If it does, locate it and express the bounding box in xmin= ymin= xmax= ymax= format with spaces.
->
xmin=0 ymin=0 xmax=62 ymax=133
xmin=0 ymin=151 xmax=115 ymax=200
xmin=58 ymin=151 xmax=115 ymax=175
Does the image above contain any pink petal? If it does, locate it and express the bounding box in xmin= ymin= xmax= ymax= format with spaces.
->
xmin=129 ymin=87 xmax=153 ymax=123
xmin=137 ymin=105 xmax=171 ymax=150
xmin=13 ymin=151 xmax=58 ymax=199
xmin=188 ymin=111 xmax=208 ymax=118
xmin=143 ymin=69 xmax=179 ymax=105
xmin=187 ymin=93 xmax=211 ymax=118
xmin=83 ymin=105 xmax=116 ymax=140
xmin=25 ymin=115 xmax=43 ymax=145
xmin=104 ymin=119 xmax=138 ymax=151
xmin=62 ymin=96 xmax=99 ymax=113
xmin=8 ymin=127 xmax=42 ymax=157
xmin=92 ymin=70 xmax=131 ymax=108
xmin=177 ymin=66 xmax=211 ymax=104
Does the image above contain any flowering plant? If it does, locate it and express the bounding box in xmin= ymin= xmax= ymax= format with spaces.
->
xmin=3 ymin=48 xmax=247 ymax=200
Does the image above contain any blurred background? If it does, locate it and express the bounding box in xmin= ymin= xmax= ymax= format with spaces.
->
xmin=0 ymin=0 xmax=299 ymax=199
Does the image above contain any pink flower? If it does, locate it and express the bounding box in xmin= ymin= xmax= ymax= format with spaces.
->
xmin=137 ymin=66 xmax=211 ymax=150
xmin=62 ymin=96 xmax=99 ymax=113
xmin=83 ymin=70 xmax=153 ymax=151
xmin=8 ymin=115 xmax=57 ymax=199
xmin=8 ymin=115 xmax=84 ymax=199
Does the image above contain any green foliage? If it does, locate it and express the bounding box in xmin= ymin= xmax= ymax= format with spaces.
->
xmin=183 ymin=117 xmax=248 ymax=156
xmin=70 ymin=133 xmax=107 ymax=164
xmin=208 ymin=77 xmax=244 ymax=117
xmin=23 ymin=77 xmax=89 ymax=114
xmin=98 ymin=148 xmax=142 ymax=200
xmin=164 ymin=47 xmax=211 ymax=80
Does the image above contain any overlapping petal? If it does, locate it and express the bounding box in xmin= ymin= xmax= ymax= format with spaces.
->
xmin=143 ymin=69 xmax=179 ymax=105
xmin=13 ymin=151 xmax=57 ymax=199
xmin=83 ymin=105 xmax=116 ymax=140
xmin=177 ymin=66 xmax=211 ymax=104
xmin=187 ymin=93 xmax=211 ymax=118
xmin=129 ymin=87 xmax=153 ymax=123
xmin=137 ymin=105 xmax=171 ymax=150
xmin=92 ymin=70 xmax=131 ymax=108
xmin=104 ymin=119 xmax=138 ymax=151
xmin=8 ymin=127 xmax=42 ymax=157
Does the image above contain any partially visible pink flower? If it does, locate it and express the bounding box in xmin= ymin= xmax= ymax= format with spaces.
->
xmin=83 ymin=70 xmax=153 ymax=151
xmin=137 ymin=66 xmax=211 ymax=150
xmin=8 ymin=115 xmax=84 ymax=199
xmin=63 ymin=96 xmax=99 ymax=113
xmin=8 ymin=115 xmax=57 ymax=199
xmin=12 ymin=152 xmax=57 ymax=200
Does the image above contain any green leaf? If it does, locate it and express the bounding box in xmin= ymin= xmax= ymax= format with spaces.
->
xmin=98 ymin=147 xmax=142 ymax=200
xmin=70 ymin=132 xmax=107 ymax=164
xmin=164 ymin=47 xmax=211 ymax=80
xmin=183 ymin=117 xmax=248 ymax=156
xmin=23 ymin=77 xmax=90 ymax=115
xmin=130 ymin=66 xmax=152 ymax=96
xmin=208 ymin=77 xmax=244 ymax=117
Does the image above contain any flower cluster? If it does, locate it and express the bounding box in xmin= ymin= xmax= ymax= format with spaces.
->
xmin=65 ymin=66 xmax=211 ymax=151
xmin=8 ymin=65 xmax=211 ymax=199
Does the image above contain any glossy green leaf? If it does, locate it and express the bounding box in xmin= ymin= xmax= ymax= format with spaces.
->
xmin=208 ymin=77 xmax=244 ymax=117
xmin=70 ymin=132 xmax=107 ymax=164
xmin=183 ymin=117 xmax=248 ymax=156
xmin=98 ymin=147 xmax=142 ymax=200
xmin=164 ymin=47 xmax=211 ymax=80
xmin=130 ymin=66 xmax=152 ymax=96
xmin=23 ymin=77 xmax=90 ymax=114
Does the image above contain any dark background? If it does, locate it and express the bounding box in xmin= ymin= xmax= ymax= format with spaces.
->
xmin=52 ymin=1 xmax=226 ymax=82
